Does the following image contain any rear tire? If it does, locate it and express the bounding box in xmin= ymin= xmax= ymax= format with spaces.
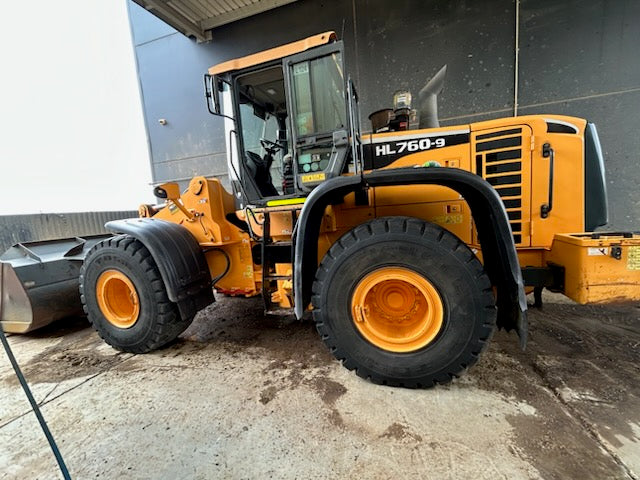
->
xmin=79 ymin=235 xmax=193 ymax=353
xmin=312 ymin=217 xmax=496 ymax=388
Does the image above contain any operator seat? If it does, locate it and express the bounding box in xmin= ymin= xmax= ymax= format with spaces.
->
xmin=245 ymin=151 xmax=279 ymax=197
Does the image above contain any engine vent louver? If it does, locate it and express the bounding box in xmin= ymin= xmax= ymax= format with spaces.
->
xmin=475 ymin=127 xmax=525 ymax=245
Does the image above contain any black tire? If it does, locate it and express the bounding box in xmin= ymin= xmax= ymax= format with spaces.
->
xmin=79 ymin=235 xmax=194 ymax=353
xmin=312 ymin=216 xmax=496 ymax=388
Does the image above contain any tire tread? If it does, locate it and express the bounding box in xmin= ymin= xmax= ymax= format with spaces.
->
xmin=80 ymin=235 xmax=193 ymax=353
xmin=312 ymin=216 xmax=496 ymax=388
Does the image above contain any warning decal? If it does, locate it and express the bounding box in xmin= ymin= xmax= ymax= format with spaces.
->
xmin=627 ymin=246 xmax=640 ymax=270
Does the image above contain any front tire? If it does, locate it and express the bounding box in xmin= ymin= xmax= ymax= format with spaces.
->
xmin=79 ymin=235 xmax=194 ymax=353
xmin=312 ymin=217 xmax=496 ymax=388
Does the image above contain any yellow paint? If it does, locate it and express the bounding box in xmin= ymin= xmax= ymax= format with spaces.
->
xmin=272 ymin=265 xmax=293 ymax=308
xmin=376 ymin=198 xmax=472 ymax=245
xmin=209 ymin=32 xmax=336 ymax=75
xmin=200 ymin=32 xmax=600 ymax=303
xmin=266 ymin=198 xmax=307 ymax=207
xmin=350 ymin=267 xmax=444 ymax=352
xmin=471 ymin=123 xmax=533 ymax=246
xmin=156 ymin=182 xmax=181 ymax=200
xmin=238 ymin=207 xmax=301 ymax=242
xmin=545 ymin=233 xmax=640 ymax=303
xmin=153 ymin=177 xmax=258 ymax=296
xmin=431 ymin=214 xmax=464 ymax=225
xmin=527 ymin=116 xmax=587 ymax=247
xmin=145 ymin=102 xmax=637 ymax=312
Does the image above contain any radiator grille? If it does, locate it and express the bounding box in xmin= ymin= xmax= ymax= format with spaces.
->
xmin=474 ymin=127 xmax=528 ymax=246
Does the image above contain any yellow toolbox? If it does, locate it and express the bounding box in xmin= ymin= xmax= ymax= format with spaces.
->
xmin=545 ymin=232 xmax=640 ymax=304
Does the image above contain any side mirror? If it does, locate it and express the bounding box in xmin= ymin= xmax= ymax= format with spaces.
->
xmin=204 ymin=74 xmax=221 ymax=115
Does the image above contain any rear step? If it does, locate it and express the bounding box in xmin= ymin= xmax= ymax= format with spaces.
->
xmin=0 ymin=235 xmax=111 ymax=333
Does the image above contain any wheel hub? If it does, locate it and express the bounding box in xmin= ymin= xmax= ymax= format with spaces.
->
xmin=96 ymin=270 xmax=140 ymax=329
xmin=351 ymin=267 xmax=444 ymax=352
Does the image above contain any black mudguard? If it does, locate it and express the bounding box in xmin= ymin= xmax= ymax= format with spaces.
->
xmin=105 ymin=218 xmax=214 ymax=320
xmin=293 ymin=167 xmax=527 ymax=347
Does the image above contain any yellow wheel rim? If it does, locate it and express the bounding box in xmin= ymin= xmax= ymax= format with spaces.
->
xmin=351 ymin=267 xmax=444 ymax=352
xmin=96 ymin=270 xmax=140 ymax=328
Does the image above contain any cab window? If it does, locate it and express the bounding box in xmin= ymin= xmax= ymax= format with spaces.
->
xmin=235 ymin=65 xmax=289 ymax=198
xmin=291 ymin=53 xmax=346 ymax=137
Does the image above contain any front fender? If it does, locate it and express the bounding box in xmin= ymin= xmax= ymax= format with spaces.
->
xmin=293 ymin=167 xmax=527 ymax=347
xmin=105 ymin=218 xmax=213 ymax=320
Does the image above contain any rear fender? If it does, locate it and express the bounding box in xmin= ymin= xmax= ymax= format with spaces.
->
xmin=293 ymin=167 xmax=527 ymax=346
xmin=106 ymin=218 xmax=213 ymax=320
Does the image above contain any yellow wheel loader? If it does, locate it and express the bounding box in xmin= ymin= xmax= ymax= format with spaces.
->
xmin=2 ymin=32 xmax=639 ymax=388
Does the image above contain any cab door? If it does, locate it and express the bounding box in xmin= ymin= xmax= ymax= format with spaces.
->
xmin=283 ymin=42 xmax=350 ymax=191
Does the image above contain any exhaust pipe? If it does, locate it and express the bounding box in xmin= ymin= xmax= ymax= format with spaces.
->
xmin=418 ymin=65 xmax=447 ymax=129
xmin=0 ymin=235 xmax=110 ymax=333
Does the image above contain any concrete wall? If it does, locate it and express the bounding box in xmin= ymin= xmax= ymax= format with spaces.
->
xmin=129 ymin=0 xmax=640 ymax=230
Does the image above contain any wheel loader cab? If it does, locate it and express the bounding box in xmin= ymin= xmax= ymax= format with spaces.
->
xmin=208 ymin=34 xmax=352 ymax=205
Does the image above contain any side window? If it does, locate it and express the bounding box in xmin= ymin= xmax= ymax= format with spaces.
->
xmin=233 ymin=64 xmax=289 ymax=199
xmin=239 ymin=103 xmax=263 ymax=155
xmin=291 ymin=53 xmax=346 ymax=137
xmin=238 ymin=102 xmax=286 ymax=197
xmin=292 ymin=62 xmax=313 ymax=135
xmin=262 ymin=114 xmax=279 ymax=155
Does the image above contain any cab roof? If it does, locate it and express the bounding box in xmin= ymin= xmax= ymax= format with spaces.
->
xmin=208 ymin=31 xmax=336 ymax=75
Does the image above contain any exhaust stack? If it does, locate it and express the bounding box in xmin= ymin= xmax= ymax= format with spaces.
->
xmin=418 ymin=65 xmax=447 ymax=129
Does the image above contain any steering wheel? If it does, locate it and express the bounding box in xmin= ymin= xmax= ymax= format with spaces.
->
xmin=260 ymin=138 xmax=284 ymax=154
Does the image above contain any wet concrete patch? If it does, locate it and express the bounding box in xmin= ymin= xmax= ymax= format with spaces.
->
xmin=3 ymin=329 xmax=126 ymax=386
xmin=259 ymin=385 xmax=278 ymax=404
xmin=380 ymin=422 xmax=423 ymax=443
xmin=470 ymin=297 xmax=640 ymax=480
xmin=310 ymin=376 xmax=348 ymax=406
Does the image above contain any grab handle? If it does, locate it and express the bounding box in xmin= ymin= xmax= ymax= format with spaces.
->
xmin=540 ymin=142 xmax=554 ymax=218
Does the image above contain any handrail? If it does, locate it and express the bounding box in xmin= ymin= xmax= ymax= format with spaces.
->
xmin=540 ymin=142 xmax=554 ymax=218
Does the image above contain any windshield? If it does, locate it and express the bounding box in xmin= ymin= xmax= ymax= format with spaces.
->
xmin=291 ymin=52 xmax=346 ymax=137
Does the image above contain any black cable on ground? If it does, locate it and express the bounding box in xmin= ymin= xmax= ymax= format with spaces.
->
xmin=0 ymin=328 xmax=71 ymax=480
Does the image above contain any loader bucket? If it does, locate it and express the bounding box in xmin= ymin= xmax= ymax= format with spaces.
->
xmin=0 ymin=235 xmax=111 ymax=333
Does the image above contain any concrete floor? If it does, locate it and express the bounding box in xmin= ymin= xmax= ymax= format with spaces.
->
xmin=1 ymin=293 xmax=639 ymax=479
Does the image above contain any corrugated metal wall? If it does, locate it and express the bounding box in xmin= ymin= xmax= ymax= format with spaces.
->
xmin=129 ymin=0 xmax=640 ymax=230
xmin=0 ymin=211 xmax=137 ymax=253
